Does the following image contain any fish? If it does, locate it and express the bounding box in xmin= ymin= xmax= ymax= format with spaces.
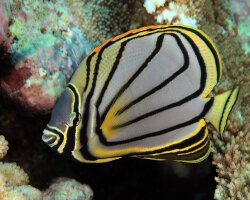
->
xmin=42 ymin=25 xmax=239 ymax=163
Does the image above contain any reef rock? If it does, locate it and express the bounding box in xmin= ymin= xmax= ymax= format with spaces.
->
xmin=0 ymin=0 xmax=91 ymax=114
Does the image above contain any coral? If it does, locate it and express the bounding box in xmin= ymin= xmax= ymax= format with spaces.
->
xmin=0 ymin=135 xmax=8 ymax=159
xmin=0 ymin=134 xmax=42 ymax=199
xmin=64 ymin=0 xmax=150 ymax=48
xmin=7 ymin=185 xmax=42 ymax=200
xmin=43 ymin=177 xmax=93 ymax=200
xmin=211 ymin=130 xmax=249 ymax=200
xmin=0 ymin=0 xmax=91 ymax=114
xmin=231 ymin=0 xmax=250 ymax=54
xmin=143 ymin=0 xmax=205 ymax=26
xmin=0 ymin=133 xmax=94 ymax=199
xmin=0 ymin=162 xmax=29 ymax=186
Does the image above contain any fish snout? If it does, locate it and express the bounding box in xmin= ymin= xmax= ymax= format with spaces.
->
xmin=42 ymin=130 xmax=57 ymax=145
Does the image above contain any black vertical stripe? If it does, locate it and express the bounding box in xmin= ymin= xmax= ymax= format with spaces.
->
xmin=100 ymin=34 xmax=165 ymax=122
xmin=83 ymin=53 xmax=95 ymax=92
xmin=98 ymin=98 xmax=213 ymax=146
xmin=97 ymin=30 xmax=207 ymax=145
xmin=115 ymin=33 xmax=189 ymax=115
xmin=78 ymin=26 xmax=217 ymax=161
xmin=99 ymin=25 xmax=220 ymax=82
xmin=80 ymin=41 xmax=116 ymax=160
xmin=80 ymin=34 xmax=165 ymax=161
xmin=115 ymin=25 xmax=221 ymax=82
xmin=62 ymin=84 xmax=81 ymax=157
xmin=96 ymin=32 xmax=165 ymax=113
xmin=95 ymin=41 xmax=128 ymax=108
xmin=97 ymin=31 xmax=170 ymax=119
xmin=170 ymin=26 xmax=221 ymax=81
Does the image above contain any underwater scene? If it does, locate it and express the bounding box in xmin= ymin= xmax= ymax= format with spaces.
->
xmin=0 ymin=0 xmax=249 ymax=199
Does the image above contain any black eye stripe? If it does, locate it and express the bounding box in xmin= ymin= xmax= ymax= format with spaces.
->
xmin=46 ymin=136 xmax=57 ymax=145
xmin=45 ymin=125 xmax=64 ymax=136
xmin=44 ymin=126 xmax=64 ymax=149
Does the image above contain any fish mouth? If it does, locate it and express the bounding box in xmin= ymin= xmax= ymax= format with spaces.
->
xmin=42 ymin=131 xmax=57 ymax=145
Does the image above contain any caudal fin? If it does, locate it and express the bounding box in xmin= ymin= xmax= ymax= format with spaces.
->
xmin=205 ymin=86 xmax=239 ymax=136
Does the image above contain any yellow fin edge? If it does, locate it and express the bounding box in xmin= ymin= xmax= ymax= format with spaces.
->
xmin=205 ymin=86 xmax=239 ymax=136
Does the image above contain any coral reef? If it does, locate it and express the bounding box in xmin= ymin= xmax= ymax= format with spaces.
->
xmin=0 ymin=172 xmax=42 ymax=200
xmin=64 ymin=0 xmax=151 ymax=48
xmin=43 ymin=177 xmax=93 ymax=200
xmin=211 ymin=130 xmax=249 ymax=200
xmin=231 ymin=0 xmax=250 ymax=54
xmin=0 ymin=133 xmax=93 ymax=200
xmin=143 ymin=0 xmax=205 ymax=26
xmin=0 ymin=134 xmax=42 ymax=199
xmin=0 ymin=0 xmax=91 ymax=114
xmin=0 ymin=162 xmax=29 ymax=186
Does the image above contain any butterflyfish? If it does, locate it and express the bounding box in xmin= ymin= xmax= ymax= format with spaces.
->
xmin=42 ymin=25 xmax=239 ymax=163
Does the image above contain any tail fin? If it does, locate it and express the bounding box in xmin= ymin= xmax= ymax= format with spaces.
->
xmin=205 ymin=86 xmax=239 ymax=136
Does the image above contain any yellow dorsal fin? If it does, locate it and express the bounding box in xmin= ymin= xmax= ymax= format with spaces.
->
xmin=205 ymin=86 xmax=239 ymax=136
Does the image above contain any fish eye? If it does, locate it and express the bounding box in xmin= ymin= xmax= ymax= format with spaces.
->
xmin=66 ymin=112 xmax=82 ymax=127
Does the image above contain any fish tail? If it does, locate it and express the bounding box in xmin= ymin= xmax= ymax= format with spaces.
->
xmin=205 ymin=86 xmax=239 ymax=136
